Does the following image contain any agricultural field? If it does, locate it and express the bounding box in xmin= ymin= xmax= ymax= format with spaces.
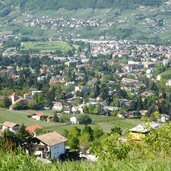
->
xmin=0 ymin=108 xmax=140 ymax=134
xmin=21 ymin=41 xmax=74 ymax=53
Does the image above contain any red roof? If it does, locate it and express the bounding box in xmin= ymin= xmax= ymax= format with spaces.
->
xmin=25 ymin=124 xmax=42 ymax=133
xmin=35 ymin=112 xmax=45 ymax=116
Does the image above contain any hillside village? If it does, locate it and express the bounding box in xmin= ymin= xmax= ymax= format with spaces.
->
xmin=0 ymin=33 xmax=171 ymax=161
xmin=1 ymin=0 xmax=171 ymax=165
xmin=1 ymin=38 xmax=171 ymax=119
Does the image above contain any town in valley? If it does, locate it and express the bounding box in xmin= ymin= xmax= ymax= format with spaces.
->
xmin=0 ymin=0 xmax=171 ymax=167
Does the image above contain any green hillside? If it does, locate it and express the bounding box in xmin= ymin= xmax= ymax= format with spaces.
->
xmin=2 ymin=0 xmax=165 ymax=10
xmin=0 ymin=150 xmax=171 ymax=171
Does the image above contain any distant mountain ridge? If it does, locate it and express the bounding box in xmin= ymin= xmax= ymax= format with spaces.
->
xmin=2 ymin=0 xmax=166 ymax=10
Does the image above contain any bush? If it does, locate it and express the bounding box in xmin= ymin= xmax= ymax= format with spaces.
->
xmin=0 ymin=97 xmax=11 ymax=108
xmin=77 ymin=114 xmax=92 ymax=125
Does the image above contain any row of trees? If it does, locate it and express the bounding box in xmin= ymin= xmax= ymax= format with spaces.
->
xmin=64 ymin=126 xmax=104 ymax=153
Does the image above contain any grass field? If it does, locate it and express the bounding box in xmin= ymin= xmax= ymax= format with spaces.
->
xmin=21 ymin=41 xmax=73 ymax=53
xmin=0 ymin=108 xmax=140 ymax=134
xmin=1 ymin=150 xmax=171 ymax=171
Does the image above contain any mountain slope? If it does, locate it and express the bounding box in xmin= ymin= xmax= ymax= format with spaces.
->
xmin=2 ymin=0 xmax=165 ymax=10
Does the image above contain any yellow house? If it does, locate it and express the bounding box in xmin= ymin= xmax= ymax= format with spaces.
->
xmin=129 ymin=122 xmax=159 ymax=141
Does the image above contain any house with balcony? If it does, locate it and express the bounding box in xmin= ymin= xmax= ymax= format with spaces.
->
xmin=34 ymin=131 xmax=67 ymax=159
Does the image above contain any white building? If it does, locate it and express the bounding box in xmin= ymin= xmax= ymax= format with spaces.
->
xmin=159 ymin=114 xmax=170 ymax=123
xmin=75 ymin=86 xmax=81 ymax=92
xmin=52 ymin=102 xmax=63 ymax=111
xmin=32 ymin=112 xmax=46 ymax=121
xmin=157 ymin=75 xmax=161 ymax=81
xmin=65 ymin=81 xmax=75 ymax=87
xmin=11 ymin=93 xmax=19 ymax=105
xmin=32 ymin=90 xmax=42 ymax=96
xmin=35 ymin=132 xmax=67 ymax=159
xmin=70 ymin=116 xmax=77 ymax=124
xmin=24 ymin=93 xmax=33 ymax=100
xmin=2 ymin=121 xmax=19 ymax=133
xmin=166 ymin=79 xmax=171 ymax=87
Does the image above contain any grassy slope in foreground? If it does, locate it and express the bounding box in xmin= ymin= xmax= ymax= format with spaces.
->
xmin=0 ymin=150 xmax=171 ymax=171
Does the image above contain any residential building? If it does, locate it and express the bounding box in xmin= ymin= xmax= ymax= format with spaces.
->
xmin=32 ymin=112 xmax=46 ymax=121
xmin=34 ymin=131 xmax=67 ymax=159
xmin=2 ymin=121 xmax=20 ymax=133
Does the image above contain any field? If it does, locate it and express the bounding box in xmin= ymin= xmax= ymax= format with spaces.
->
xmin=21 ymin=41 xmax=73 ymax=53
xmin=0 ymin=108 xmax=140 ymax=134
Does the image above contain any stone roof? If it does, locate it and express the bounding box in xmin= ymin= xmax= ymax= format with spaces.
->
xmin=36 ymin=131 xmax=67 ymax=146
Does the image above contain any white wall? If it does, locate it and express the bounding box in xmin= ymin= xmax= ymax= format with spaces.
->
xmin=2 ymin=125 xmax=19 ymax=133
xmin=50 ymin=143 xmax=65 ymax=159
xmin=32 ymin=115 xmax=40 ymax=120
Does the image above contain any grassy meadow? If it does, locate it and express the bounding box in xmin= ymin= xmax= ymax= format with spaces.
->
xmin=0 ymin=150 xmax=171 ymax=171
xmin=0 ymin=108 xmax=140 ymax=134
xmin=21 ymin=41 xmax=73 ymax=53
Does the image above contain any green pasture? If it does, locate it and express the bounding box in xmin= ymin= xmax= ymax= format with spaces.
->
xmin=21 ymin=41 xmax=73 ymax=53
xmin=0 ymin=108 xmax=140 ymax=134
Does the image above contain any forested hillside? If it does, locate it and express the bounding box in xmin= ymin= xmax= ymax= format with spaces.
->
xmin=3 ymin=0 xmax=165 ymax=10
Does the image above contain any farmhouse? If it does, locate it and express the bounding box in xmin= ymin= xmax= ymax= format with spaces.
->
xmin=129 ymin=122 xmax=159 ymax=141
xmin=32 ymin=112 xmax=46 ymax=121
xmin=34 ymin=131 xmax=67 ymax=159
xmin=2 ymin=121 xmax=20 ymax=133
xmin=25 ymin=124 xmax=42 ymax=135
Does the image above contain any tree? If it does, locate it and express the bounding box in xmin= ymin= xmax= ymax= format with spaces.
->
xmin=67 ymin=126 xmax=81 ymax=150
xmin=92 ymin=134 xmax=131 ymax=160
xmin=79 ymin=132 xmax=91 ymax=153
xmin=17 ymin=124 xmax=32 ymax=145
xmin=0 ymin=97 xmax=11 ymax=108
xmin=68 ymin=137 xmax=79 ymax=150
xmin=112 ymin=97 xmax=120 ymax=107
xmin=59 ymin=114 xmax=70 ymax=123
xmin=93 ymin=127 xmax=104 ymax=139
xmin=2 ymin=129 xmax=17 ymax=152
xmin=150 ymin=111 xmax=160 ymax=122
xmin=27 ymin=99 xmax=39 ymax=110
xmin=111 ymin=127 xmax=122 ymax=135
xmin=12 ymin=102 xmax=28 ymax=110
xmin=77 ymin=114 xmax=92 ymax=125
xmin=82 ymin=126 xmax=94 ymax=141
xmin=53 ymin=113 xmax=59 ymax=122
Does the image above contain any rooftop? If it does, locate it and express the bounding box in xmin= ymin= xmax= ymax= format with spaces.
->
xmin=34 ymin=112 xmax=46 ymax=117
xmin=129 ymin=122 xmax=159 ymax=133
xmin=3 ymin=121 xmax=19 ymax=128
xmin=36 ymin=131 xmax=67 ymax=146
xmin=25 ymin=124 xmax=42 ymax=133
